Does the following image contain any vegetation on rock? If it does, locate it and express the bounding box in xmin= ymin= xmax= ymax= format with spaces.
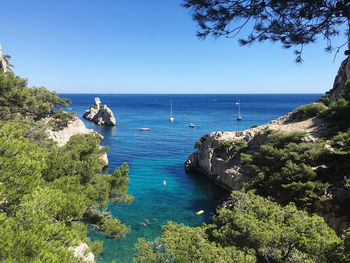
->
xmin=0 ymin=71 xmax=133 ymax=262
xmin=292 ymin=103 xmax=327 ymax=121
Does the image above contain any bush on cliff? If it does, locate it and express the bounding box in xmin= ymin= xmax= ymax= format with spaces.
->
xmin=320 ymin=80 xmax=350 ymax=134
xmin=214 ymin=139 xmax=248 ymax=159
xmin=134 ymin=191 xmax=340 ymax=263
xmin=241 ymin=131 xmax=329 ymax=207
xmin=291 ymin=103 xmax=327 ymax=121
xmin=194 ymin=134 xmax=209 ymax=149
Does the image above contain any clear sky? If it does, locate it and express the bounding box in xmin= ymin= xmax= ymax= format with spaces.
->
xmin=0 ymin=0 xmax=347 ymax=94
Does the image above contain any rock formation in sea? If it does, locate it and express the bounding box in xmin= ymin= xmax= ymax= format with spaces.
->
xmin=48 ymin=116 xmax=109 ymax=167
xmin=83 ymin=97 xmax=116 ymax=126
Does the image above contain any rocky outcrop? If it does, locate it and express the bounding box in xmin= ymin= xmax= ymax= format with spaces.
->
xmin=327 ymin=43 xmax=350 ymax=104
xmin=0 ymin=45 xmax=10 ymax=73
xmin=69 ymin=243 xmax=94 ymax=262
xmin=47 ymin=116 xmax=109 ymax=167
xmin=185 ymin=113 xmax=327 ymax=189
xmin=83 ymin=98 xmax=116 ymax=126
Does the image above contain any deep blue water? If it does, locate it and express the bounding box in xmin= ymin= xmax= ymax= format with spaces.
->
xmin=61 ymin=94 xmax=321 ymax=263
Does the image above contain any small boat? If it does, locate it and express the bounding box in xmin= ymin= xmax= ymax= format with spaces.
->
xmin=236 ymin=98 xmax=242 ymax=121
xmin=140 ymin=128 xmax=150 ymax=131
xmin=189 ymin=123 xmax=195 ymax=128
xmin=169 ymin=100 xmax=174 ymax=122
xmin=196 ymin=210 xmax=204 ymax=215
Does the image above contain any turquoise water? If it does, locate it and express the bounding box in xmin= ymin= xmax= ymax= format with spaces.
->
xmin=62 ymin=94 xmax=321 ymax=262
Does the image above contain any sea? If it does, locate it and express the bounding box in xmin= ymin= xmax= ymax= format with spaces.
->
xmin=61 ymin=94 xmax=322 ymax=263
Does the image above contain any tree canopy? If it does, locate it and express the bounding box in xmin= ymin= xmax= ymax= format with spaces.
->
xmin=134 ymin=191 xmax=341 ymax=263
xmin=0 ymin=71 xmax=133 ymax=262
xmin=183 ymin=0 xmax=350 ymax=62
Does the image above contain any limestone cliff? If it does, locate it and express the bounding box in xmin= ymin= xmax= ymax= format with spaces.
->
xmin=185 ymin=113 xmax=326 ymax=189
xmin=185 ymin=113 xmax=350 ymax=233
xmin=83 ymin=98 xmax=116 ymax=126
xmin=327 ymin=43 xmax=350 ymax=104
xmin=48 ymin=116 xmax=109 ymax=167
xmin=0 ymin=45 xmax=11 ymax=73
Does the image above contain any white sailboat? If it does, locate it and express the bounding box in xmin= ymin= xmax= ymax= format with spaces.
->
xmin=169 ymin=100 xmax=174 ymax=122
xmin=236 ymin=98 xmax=242 ymax=121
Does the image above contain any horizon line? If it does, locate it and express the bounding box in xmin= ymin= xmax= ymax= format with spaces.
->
xmin=58 ymin=92 xmax=324 ymax=95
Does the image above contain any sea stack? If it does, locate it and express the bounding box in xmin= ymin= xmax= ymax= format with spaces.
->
xmin=83 ymin=97 xmax=116 ymax=126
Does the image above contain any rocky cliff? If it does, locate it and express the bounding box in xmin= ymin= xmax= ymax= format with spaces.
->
xmin=185 ymin=112 xmax=350 ymax=233
xmin=0 ymin=45 xmax=10 ymax=73
xmin=185 ymin=113 xmax=326 ymax=189
xmin=83 ymin=98 xmax=116 ymax=126
xmin=48 ymin=116 xmax=109 ymax=167
xmin=326 ymin=43 xmax=350 ymax=104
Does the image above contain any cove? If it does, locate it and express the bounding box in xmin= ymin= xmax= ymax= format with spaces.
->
xmin=63 ymin=94 xmax=321 ymax=262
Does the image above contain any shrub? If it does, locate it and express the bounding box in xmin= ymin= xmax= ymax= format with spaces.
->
xmin=50 ymin=110 xmax=75 ymax=131
xmin=214 ymin=139 xmax=248 ymax=159
xmin=292 ymin=103 xmax=327 ymax=121
xmin=250 ymin=124 xmax=258 ymax=128
xmin=194 ymin=134 xmax=209 ymax=149
xmin=318 ymin=94 xmax=330 ymax=106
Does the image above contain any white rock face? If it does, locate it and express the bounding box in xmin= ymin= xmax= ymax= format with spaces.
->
xmin=83 ymin=100 xmax=116 ymax=126
xmin=185 ymin=113 xmax=327 ymax=190
xmin=0 ymin=45 xmax=10 ymax=73
xmin=69 ymin=243 xmax=95 ymax=262
xmin=47 ymin=117 xmax=100 ymax=146
xmin=185 ymin=129 xmax=264 ymax=190
xmin=48 ymin=117 xmax=108 ymax=167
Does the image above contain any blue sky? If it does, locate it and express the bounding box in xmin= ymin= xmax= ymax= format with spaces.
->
xmin=0 ymin=0 xmax=347 ymax=94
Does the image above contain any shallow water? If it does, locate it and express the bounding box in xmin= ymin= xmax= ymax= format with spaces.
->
xmin=62 ymin=94 xmax=321 ymax=263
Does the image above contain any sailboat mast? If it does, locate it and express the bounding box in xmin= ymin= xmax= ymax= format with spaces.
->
xmin=238 ymin=99 xmax=240 ymax=116
xmin=170 ymin=100 xmax=173 ymax=117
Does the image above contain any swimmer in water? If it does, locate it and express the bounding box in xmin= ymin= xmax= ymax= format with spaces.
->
xmin=163 ymin=180 xmax=166 ymax=186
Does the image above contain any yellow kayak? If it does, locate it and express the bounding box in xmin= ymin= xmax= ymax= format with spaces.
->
xmin=196 ymin=210 xmax=204 ymax=215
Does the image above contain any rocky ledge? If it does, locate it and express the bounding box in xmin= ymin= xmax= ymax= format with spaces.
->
xmin=83 ymin=97 xmax=116 ymax=126
xmin=185 ymin=113 xmax=327 ymax=190
xmin=47 ymin=116 xmax=109 ymax=167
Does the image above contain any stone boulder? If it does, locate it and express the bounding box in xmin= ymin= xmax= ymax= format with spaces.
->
xmin=69 ymin=243 xmax=94 ymax=262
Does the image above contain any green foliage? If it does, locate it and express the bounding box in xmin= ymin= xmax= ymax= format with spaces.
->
xmin=242 ymin=131 xmax=329 ymax=207
xmin=0 ymin=72 xmax=70 ymax=120
xmin=100 ymin=218 xmax=131 ymax=238
xmin=183 ymin=1 xmax=350 ymax=62
xmin=134 ymin=222 xmax=256 ymax=263
xmin=0 ymin=113 xmax=133 ymax=261
xmin=194 ymin=134 xmax=209 ymax=149
xmin=0 ymin=189 xmax=83 ymax=263
xmin=331 ymin=129 xmax=350 ymax=152
xmin=292 ymin=103 xmax=327 ymax=121
xmin=210 ymin=192 xmax=340 ymax=262
xmin=250 ymin=124 xmax=258 ymax=128
xmin=318 ymin=94 xmax=330 ymax=106
xmin=50 ymin=109 xmax=75 ymax=131
xmin=214 ymin=139 xmax=248 ymax=159
xmin=320 ymin=81 xmax=350 ymax=133
xmin=135 ymin=191 xmax=340 ymax=263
